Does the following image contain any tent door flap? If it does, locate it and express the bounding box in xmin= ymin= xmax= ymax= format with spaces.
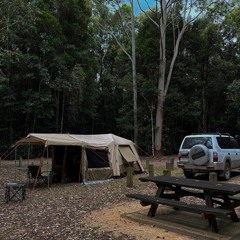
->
xmin=119 ymin=146 xmax=136 ymax=162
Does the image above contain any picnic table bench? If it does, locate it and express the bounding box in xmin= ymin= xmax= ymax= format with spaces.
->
xmin=126 ymin=176 xmax=240 ymax=233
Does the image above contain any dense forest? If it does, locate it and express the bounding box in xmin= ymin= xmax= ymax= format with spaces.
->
xmin=0 ymin=0 xmax=240 ymax=156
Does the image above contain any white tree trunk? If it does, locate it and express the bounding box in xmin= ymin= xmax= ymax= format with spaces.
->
xmin=131 ymin=0 xmax=138 ymax=144
xmin=98 ymin=0 xmax=138 ymax=143
xmin=155 ymin=0 xmax=167 ymax=152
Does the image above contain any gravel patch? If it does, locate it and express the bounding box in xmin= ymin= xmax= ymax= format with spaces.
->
xmin=0 ymin=159 xmax=155 ymax=240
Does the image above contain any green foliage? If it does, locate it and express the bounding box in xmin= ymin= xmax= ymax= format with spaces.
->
xmin=136 ymin=12 xmax=159 ymax=78
xmin=1 ymin=0 xmax=240 ymax=156
xmin=226 ymin=79 xmax=240 ymax=131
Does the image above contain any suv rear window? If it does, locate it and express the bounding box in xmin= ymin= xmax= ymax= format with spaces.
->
xmin=182 ymin=137 xmax=212 ymax=149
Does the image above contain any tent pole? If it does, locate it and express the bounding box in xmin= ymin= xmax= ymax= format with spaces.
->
xmin=81 ymin=147 xmax=86 ymax=183
xmin=62 ymin=146 xmax=67 ymax=183
xmin=78 ymin=147 xmax=81 ymax=183
xmin=47 ymin=146 xmax=49 ymax=187
xmin=27 ymin=143 xmax=30 ymax=189
xmin=14 ymin=148 xmax=17 ymax=181
xmin=40 ymin=146 xmax=46 ymax=169
xmin=27 ymin=143 xmax=30 ymax=166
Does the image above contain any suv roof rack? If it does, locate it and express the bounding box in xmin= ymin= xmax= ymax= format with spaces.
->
xmin=219 ymin=133 xmax=231 ymax=137
xmin=191 ymin=132 xmax=231 ymax=137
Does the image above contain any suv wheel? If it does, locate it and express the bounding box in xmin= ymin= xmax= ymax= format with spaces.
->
xmin=183 ymin=170 xmax=194 ymax=179
xmin=222 ymin=162 xmax=231 ymax=181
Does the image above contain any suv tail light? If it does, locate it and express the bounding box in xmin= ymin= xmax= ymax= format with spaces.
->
xmin=213 ymin=152 xmax=218 ymax=162
xmin=178 ymin=151 xmax=189 ymax=160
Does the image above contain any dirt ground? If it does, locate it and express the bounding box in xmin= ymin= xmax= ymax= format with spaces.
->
xmin=88 ymin=201 xmax=195 ymax=240
xmin=87 ymin=156 xmax=191 ymax=240
xmin=87 ymin=156 xmax=240 ymax=240
xmin=1 ymin=156 xmax=240 ymax=239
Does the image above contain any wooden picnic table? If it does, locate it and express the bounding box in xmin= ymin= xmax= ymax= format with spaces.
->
xmin=126 ymin=176 xmax=240 ymax=232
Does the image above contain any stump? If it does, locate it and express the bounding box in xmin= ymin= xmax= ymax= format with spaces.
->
xmin=148 ymin=164 xmax=154 ymax=177
xmin=126 ymin=167 xmax=133 ymax=187
xmin=163 ymin=169 xmax=171 ymax=176
xmin=209 ymin=172 xmax=217 ymax=183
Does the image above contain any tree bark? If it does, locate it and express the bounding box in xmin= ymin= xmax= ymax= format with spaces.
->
xmin=201 ymin=63 xmax=209 ymax=132
xmin=155 ymin=59 xmax=165 ymax=152
xmin=60 ymin=93 xmax=65 ymax=133
xmin=155 ymin=0 xmax=167 ymax=152
xmin=56 ymin=91 xmax=60 ymax=132
xmin=131 ymin=0 xmax=138 ymax=144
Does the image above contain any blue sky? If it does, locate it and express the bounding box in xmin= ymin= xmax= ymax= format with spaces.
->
xmin=134 ymin=0 xmax=155 ymax=15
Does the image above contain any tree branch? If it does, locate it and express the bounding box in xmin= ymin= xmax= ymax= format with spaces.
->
xmin=97 ymin=20 xmax=132 ymax=62
xmin=115 ymin=0 xmax=132 ymax=34
xmin=136 ymin=0 xmax=159 ymax=28
xmin=111 ymin=33 xmax=132 ymax=62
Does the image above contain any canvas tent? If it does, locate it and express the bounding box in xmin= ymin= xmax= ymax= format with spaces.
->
xmin=14 ymin=133 xmax=144 ymax=183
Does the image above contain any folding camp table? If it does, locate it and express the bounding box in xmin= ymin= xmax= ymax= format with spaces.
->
xmin=5 ymin=183 xmax=26 ymax=203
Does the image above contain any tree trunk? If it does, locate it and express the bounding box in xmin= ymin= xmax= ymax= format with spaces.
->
xmin=155 ymin=60 xmax=165 ymax=152
xmin=60 ymin=93 xmax=65 ymax=133
xmin=56 ymin=91 xmax=60 ymax=132
xmin=32 ymin=112 xmax=36 ymax=133
xmin=155 ymin=0 xmax=166 ymax=153
xmin=150 ymin=105 xmax=154 ymax=157
xmin=131 ymin=0 xmax=138 ymax=144
xmin=141 ymin=0 xmax=216 ymax=152
xmin=201 ymin=63 xmax=208 ymax=132
xmin=154 ymin=2 xmax=187 ymax=152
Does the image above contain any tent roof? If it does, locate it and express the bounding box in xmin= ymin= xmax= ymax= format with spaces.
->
xmin=15 ymin=133 xmax=134 ymax=147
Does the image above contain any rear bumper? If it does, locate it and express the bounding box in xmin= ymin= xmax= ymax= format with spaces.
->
xmin=177 ymin=161 xmax=225 ymax=172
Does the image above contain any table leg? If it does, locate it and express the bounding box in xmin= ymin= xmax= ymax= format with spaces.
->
xmin=148 ymin=185 xmax=165 ymax=217
xmin=222 ymin=195 xmax=239 ymax=222
xmin=208 ymin=216 xmax=218 ymax=233
xmin=22 ymin=187 xmax=26 ymax=201
xmin=204 ymin=191 xmax=218 ymax=232
xmin=5 ymin=187 xmax=10 ymax=203
xmin=174 ymin=186 xmax=182 ymax=201
xmin=204 ymin=192 xmax=213 ymax=207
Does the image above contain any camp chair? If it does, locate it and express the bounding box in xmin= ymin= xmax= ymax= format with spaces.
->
xmin=27 ymin=165 xmax=55 ymax=188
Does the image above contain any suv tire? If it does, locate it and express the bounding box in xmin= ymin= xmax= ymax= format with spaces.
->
xmin=189 ymin=144 xmax=209 ymax=166
xmin=221 ymin=162 xmax=231 ymax=181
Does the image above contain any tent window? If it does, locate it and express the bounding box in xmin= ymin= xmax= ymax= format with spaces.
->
xmin=119 ymin=146 xmax=136 ymax=162
xmin=86 ymin=149 xmax=109 ymax=168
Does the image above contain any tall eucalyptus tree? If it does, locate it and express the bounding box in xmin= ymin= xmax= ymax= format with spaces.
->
xmin=137 ymin=0 xmax=226 ymax=153
xmin=94 ymin=0 xmax=138 ymax=143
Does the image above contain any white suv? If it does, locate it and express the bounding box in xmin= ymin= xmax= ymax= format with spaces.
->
xmin=177 ymin=133 xmax=240 ymax=180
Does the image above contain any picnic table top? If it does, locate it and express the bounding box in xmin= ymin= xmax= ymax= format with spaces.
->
xmin=139 ymin=176 xmax=240 ymax=195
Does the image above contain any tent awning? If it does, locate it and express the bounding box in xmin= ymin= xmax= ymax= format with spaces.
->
xmin=14 ymin=133 xmax=136 ymax=148
xmin=119 ymin=146 xmax=137 ymax=162
xmin=14 ymin=133 xmax=81 ymax=147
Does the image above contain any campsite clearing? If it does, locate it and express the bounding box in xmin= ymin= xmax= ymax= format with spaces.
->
xmin=1 ymin=156 xmax=240 ymax=239
xmin=88 ymin=201 xmax=194 ymax=240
